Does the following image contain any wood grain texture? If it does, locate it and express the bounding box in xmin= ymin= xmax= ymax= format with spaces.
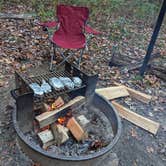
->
xmin=96 ymin=86 xmax=129 ymax=100
xmin=114 ymin=82 xmax=152 ymax=103
xmin=111 ymin=101 xmax=159 ymax=135
xmin=35 ymin=96 xmax=85 ymax=128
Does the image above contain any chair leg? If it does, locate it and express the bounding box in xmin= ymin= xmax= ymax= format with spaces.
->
xmin=50 ymin=44 xmax=56 ymax=71
xmin=78 ymin=48 xmax=85 ymax=69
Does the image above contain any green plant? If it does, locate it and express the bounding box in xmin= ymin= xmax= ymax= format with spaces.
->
xmin=31 ymin=0 xmax=58 ymax=21
xmin=109 ymin=16 xmax=129 ymax=41
xmin=133 ymin=1 xmax=159 ymax=21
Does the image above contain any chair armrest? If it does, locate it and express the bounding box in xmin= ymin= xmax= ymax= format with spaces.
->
xmin=85 ymin=25 xmax=101 ymax=35
xmin=38 ymin=21 xmax=59 ymax=28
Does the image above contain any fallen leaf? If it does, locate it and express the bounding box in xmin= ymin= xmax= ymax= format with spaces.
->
xmin=83 ymin=54 xmax=90 ymax=60
xmin=130 ymin=128 xmax=138 ymax=138
xmin=0 ymin=80 xmax=5 ymax=87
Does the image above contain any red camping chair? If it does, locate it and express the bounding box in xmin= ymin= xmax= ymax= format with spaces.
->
xmin=39 ymin=4 xmax=101 ymax=70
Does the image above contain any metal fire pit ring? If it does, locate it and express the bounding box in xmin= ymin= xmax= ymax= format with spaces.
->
xmin=12 ymin=93 xmax=121 ymax=166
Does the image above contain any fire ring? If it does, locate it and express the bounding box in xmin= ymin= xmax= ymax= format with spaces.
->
xmin=12 ymin=93 xmax=121 ymax=166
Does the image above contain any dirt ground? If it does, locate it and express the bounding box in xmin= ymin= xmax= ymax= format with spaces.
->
xmin=0 ymin=64 xmax=166 ymax=166
xmin=0 ymin=3 xmax=166 ymax=166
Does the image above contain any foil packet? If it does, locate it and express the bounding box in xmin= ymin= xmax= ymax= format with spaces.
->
xmin=49 ymin=77 xmax=64 ymax=90
xmin=41 ymin=79 xmax=52 ymax=93
xmin=29 ymin=83 xmax=44 ymax=96
xmin=59 ymin=77 xmax=75 ymax=90
xmin=72 ymin=77 xmax=82 ymax=88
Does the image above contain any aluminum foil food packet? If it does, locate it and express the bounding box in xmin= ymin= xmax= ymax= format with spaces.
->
xmin=59 ymin=77 xmax=74 ymax=90
xmin=41 ymin=79 xmax=52 ymax=93
xmin=29 ymin=83 xmax=44 ymax=96
xmin=72 ymin=77 xmax=82 ymax=88
xmin=49 ymin=77 xmax=64 ymax=90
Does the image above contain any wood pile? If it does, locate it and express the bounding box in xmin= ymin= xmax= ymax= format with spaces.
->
xmin=35 ymin=96 xmax=88 ymax=149
xmin=35 ymin=83 xmax=160 ymax=149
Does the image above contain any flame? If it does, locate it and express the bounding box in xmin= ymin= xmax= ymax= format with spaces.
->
xmin=51 ymin=103 xmax=57 ymax=110
xmin=57 ymin=117 xmax=66 ymax=125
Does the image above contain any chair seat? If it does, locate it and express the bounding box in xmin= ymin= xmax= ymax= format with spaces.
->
xmin=52 ymin=31 xmax=86 ymax=49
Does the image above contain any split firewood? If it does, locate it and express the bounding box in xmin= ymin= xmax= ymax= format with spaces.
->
xmin=67 ymin=117 xmax=88 ymax=141
xmin=42 ymin=103 xmax=51 ymax=112
xmin=96 ymin=86 xmax=129 ymax=100
xmin=51 ymin=96 xmax=64 ymax=110
xmin=37 ymin=129 xmax=54 ymax=149
xmin=111 ymin=101 xmax=160 ymax=135
xmin=51 ymin=123 xmax=69 ymax=145
xmin=113 ymin=82 xmax=152 ymax=104
xmin=35 ymin=96 xmax=85 ymax=128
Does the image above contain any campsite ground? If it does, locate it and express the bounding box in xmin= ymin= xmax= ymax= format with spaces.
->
xmin=0 ymin=1 xmax=165 ymax=165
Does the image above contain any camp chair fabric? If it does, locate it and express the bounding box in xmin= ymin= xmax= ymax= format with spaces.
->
xmin=39 ymin=4 xmax=101 ymax=70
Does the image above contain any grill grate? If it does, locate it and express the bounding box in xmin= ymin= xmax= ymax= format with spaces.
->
xmin=15 ymin=64 xmax=89 ymax=110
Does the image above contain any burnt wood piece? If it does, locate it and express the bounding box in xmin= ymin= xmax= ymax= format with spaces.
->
xmin=35 ymin=96 xmax=85 ymax=128
xmin=42 ymin=103 xmax=51 ymax=112
xmin=52 ymin=96 xmax=65 ymax=109
xmin=111 ymin=101 xmax=160 ymax=135
xmin=67 ymin=117 xmax=87 ymax=141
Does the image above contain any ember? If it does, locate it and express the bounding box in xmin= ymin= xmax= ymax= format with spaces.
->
xmin=57 ymin=117 xmax=66 ymax=125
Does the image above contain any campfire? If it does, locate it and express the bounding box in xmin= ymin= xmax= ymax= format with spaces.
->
xmin=11 ymin=62 xmax=121 ymax=165
xmin=29 ymin=95 xmax=114 ymax=156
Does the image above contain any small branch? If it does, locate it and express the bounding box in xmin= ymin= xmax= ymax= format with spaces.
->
xmin=0 ymin=13 xmax=36 ymax=20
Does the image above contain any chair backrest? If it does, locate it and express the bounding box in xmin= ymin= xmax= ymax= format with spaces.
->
xmin=56 ymin=5 xmax=89 ymax=36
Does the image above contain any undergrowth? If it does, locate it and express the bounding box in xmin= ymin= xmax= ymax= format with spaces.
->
xmin=0 ymin=0 xmax=161 ymax=22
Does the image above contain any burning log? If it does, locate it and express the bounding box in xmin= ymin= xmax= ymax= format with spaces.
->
xmin=35 ymin=96 xmax=85 ymax=128
xmin=51 ymin=97 xmax=65 ymax=110
xmin=42 ymin=97 xmax=64 ymax=113
xmin=67 ymin=117 xmax=88 ymax=141
xmin=51 ymin=123 xmax=69 ymax=145
xmin=42 ymin=103 xmax=51 ymax=112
